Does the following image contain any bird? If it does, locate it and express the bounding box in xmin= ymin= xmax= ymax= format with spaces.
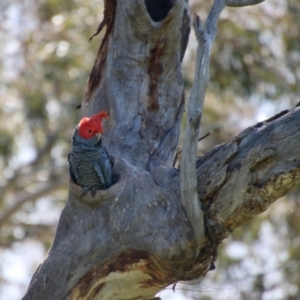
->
xmin=68 ymin=111 xmax=113 ymax=195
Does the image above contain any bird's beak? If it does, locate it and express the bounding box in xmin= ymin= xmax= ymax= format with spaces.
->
xmin=95 ymin=132 xmax=102 ymax=141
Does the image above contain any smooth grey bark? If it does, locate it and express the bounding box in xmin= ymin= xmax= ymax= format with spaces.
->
xmin=81 ymin=0 xmax=187 ymax=171
xmin=180 ymin=0 xmax=226 ymax=257
xmin=22 ymin=0 xmax=300 ymax=299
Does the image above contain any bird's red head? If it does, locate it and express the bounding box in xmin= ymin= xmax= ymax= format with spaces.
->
xmin=78 ymin=111 xmax=109 ymax=139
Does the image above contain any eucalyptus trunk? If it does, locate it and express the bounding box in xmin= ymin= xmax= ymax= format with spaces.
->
xmin=23 ymin=0 xmax=300 ymax=299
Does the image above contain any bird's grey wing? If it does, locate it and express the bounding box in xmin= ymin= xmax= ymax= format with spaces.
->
xmin=68 ymin=153 xmax=79 ymax=184
xmin=99 ymin=148 xmax=113 ymax=188
xmin=93 ymin=163 xmax=106 ymax=188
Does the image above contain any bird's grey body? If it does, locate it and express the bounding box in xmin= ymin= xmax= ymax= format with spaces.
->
xmin=68 ymin=127 xmax=113 ymax=194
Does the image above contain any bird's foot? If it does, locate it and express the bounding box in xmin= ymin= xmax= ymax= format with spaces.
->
xmin=80 ymin=187 xmax=98 ymax=198
xmin=91 ymin=188 xmax=97 ymax=198
xmin=80 ymin=187 xmax=90 ymax=197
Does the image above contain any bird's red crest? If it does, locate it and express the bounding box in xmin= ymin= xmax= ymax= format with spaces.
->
xmin=78 ymin=111 xmax=109 ymax=139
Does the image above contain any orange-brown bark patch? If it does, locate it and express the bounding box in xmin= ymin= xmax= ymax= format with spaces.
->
xmin=66 ymin=250 xmax=171 ymax=300
xmin=148 ymin=40 xmax=166 ymax=112
xmin=85 ymin=0 xmax=116 ymax=101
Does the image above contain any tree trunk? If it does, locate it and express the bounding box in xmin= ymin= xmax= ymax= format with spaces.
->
xmin=22 ymin=0 xmax=300 ymax=299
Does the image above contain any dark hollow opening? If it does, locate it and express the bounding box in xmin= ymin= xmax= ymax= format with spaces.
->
xmin=144 ymin=0 xmax=175 ymax=22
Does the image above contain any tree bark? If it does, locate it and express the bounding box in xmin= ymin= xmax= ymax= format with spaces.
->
xmin=22 ymin=0 xmax=300 ymax=299
xmin=81 ymin=0 xmax=188 ymax=171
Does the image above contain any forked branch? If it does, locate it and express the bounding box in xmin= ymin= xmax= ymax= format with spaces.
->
xmin=179 ymin=0 xmax=265 ymax=252
xmin=180 ymin=0 xmax=226 ymax=251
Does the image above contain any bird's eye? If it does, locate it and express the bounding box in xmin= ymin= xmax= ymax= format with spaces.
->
xmin=88 ymin=130 xmax=92 ymax=133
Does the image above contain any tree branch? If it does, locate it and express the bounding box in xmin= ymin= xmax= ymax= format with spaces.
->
xmin=0 ymin=180 xmax=67 ymax=229
xmin=180 ymin=0 xmax=225 ymax=252
xmin=0 ymin=133 xmax=58 ymax=202
xmin=196 ymin=106 xmax=300 ymax=242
